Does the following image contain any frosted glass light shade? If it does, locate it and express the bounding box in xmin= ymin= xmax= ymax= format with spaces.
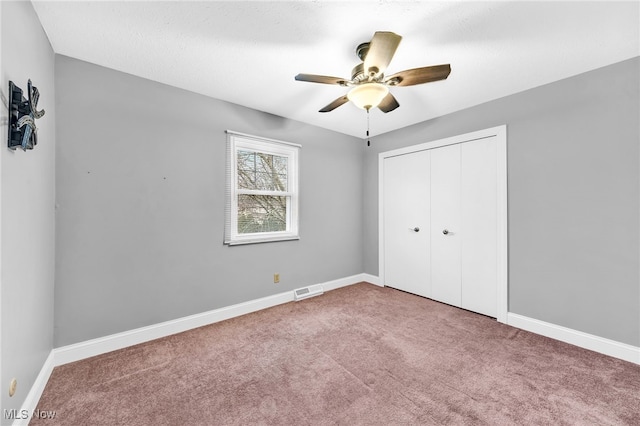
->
xmin=347 ymin=83 xmax=389 ymax=110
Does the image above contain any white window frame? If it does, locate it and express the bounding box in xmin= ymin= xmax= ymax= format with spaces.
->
xmin=225 ymin=131 xmax=300 ymax=245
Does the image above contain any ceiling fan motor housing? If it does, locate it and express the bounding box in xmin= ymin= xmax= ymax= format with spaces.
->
xmin=356 ymin=42 xmax=370 ymax=61
xmin=351 ymin=63 xmax=367 ymax=82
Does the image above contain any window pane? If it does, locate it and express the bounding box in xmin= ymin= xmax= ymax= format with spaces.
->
xmin=237 ymin=150 xmax=288 ymax=191
xmin=237 ymin=195 xmax=287 ymax=233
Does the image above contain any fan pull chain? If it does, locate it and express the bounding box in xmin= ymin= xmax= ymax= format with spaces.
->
xmin=367 ymin=109 xmax=370 ymax=146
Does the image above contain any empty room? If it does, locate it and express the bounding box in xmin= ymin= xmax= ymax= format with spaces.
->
xmin=1 ymin=1 xmax=639 ymax=425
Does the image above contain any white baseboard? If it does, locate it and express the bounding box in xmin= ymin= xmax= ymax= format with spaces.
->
xmin=12 ymin=350 xmax=55 ymax=426
xmin=54 ymin=273 xmax=370 ymax=366
xmin=507 ymin=313 xmax=640 ymax=365
xmin=360 ymin=273 xmax=382 ymax=287
xmin=54 ymin=291 xmax=292 ymax=366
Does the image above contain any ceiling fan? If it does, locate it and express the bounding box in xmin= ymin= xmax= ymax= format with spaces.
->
xmin=295 ymin=31 xmax=451 ymax=113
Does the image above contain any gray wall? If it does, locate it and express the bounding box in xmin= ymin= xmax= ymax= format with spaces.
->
xmin=54 ymin=55 xmax=640 ymax=348
xmin=364 ymin=57 xmax=640 ymax=346
xmin=54 ymin=55 xmax=364 ymax=347
xmin=1 ymin=1 xmax=56 ymax=418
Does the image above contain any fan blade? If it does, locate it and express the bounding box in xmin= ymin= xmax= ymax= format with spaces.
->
xmin=364 ymin=31 xmax=402 ymax=79
xmin=378 ymin=92 xmax=400 ymax=113
xmin=295 ymin=74 xmax=349 ymax=86
xmin=319 ymin=95 xmax=349 ymax=113
xmin=384 ymin=64 xmax=451 ymax=87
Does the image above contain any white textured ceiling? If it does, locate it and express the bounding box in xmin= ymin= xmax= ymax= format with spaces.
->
xmin=32 ymin=1 xmax=639 ymax=138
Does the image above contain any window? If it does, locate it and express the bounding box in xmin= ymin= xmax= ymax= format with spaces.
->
xmin=225 ymin=131 xmax=300 ymax=245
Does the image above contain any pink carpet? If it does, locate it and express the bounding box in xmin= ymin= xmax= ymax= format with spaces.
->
xmin=33 ymin=283 xmax=639 ymax=425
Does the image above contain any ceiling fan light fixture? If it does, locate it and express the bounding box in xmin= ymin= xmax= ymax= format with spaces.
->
xmin=347 ymin=83 xmax=389 ymax=110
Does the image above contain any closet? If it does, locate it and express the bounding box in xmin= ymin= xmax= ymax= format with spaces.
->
xmin=380 ymin=127 xmax=507 ymax=320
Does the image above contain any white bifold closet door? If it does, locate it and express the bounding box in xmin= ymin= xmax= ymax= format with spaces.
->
xmin=430 ymin=143 xmax=462 ymax=307
xmin=383 ymin=150 xmax=431 ymax=298
xmin=460 ymin=138 xmax=498 ymax=317
xmin=383 ymin=136 xmax=498 ymax=318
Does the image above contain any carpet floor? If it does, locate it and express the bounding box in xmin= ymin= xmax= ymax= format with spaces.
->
xmin=33 ymin=283 xmax=639 ymax=425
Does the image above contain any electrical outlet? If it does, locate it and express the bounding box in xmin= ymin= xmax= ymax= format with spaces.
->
xmin=9 ymin=378 xmax=17 ymax=397
xmin=274 ymin=273 xmax=280 ymax=284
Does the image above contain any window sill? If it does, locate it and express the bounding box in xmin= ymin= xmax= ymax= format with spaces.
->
xmin=225 ymin=235 xmax=300 ymax=246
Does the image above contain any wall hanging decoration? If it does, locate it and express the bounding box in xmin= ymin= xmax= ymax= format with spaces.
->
xmin=7 ymin=80 xmax=45 ymax=151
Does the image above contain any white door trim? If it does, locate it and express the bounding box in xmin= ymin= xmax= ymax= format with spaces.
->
xmin=378 ymin=125 xmax=508 ymax=323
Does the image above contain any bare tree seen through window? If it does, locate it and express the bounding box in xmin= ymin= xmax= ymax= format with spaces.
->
xmin=237 ymin=150 xmax=288 ymax=233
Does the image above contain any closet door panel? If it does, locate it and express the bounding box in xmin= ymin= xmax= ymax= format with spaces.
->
xmin=383 ymin=151 xmax=431 ymax=298
xmin=430 ymin=144 xmax=461 ymax=307
xmin=461 ymin=138 xmax=498 ymax=317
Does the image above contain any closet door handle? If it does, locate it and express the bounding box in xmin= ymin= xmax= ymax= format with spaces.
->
xmin=411 ymin=227 xmax=420 ymax=232
xmin=442 ymin=229 xmax=449 ymax=235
